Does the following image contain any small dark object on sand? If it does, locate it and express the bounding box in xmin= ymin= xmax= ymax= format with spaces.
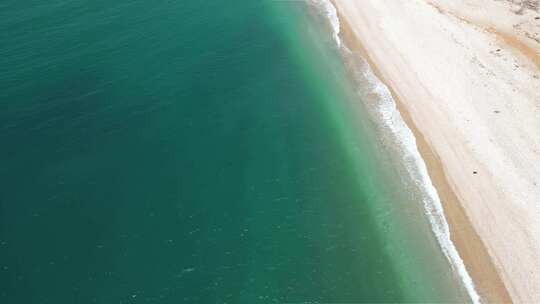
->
xmin=473 ymin=171 xmax=478 ymax=175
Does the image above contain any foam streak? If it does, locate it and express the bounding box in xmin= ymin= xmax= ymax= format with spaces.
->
xmin=309 ymin=0 xmax=481 ymax=302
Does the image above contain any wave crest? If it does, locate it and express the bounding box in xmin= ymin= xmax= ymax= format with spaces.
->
xmin=309 ymin=0 xmax=481 ymax=303
xmin=307 ymin=0 xmax=341 ymax=47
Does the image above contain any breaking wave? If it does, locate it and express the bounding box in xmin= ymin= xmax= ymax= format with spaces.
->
xmin=308 ymin=0 xmax=481 ymax=303
xmin=308 ymin=0 xmax=341 ymax=47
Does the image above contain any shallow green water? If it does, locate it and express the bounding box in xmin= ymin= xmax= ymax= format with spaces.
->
xmin=1 ymin=1 xmax=467 ymax=303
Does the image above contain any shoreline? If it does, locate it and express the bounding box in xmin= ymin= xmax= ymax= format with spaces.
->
xmin=329 ymin=0 xmax=540 ymax=302
xmin=333 ymin=10 xmax=510 ymax=303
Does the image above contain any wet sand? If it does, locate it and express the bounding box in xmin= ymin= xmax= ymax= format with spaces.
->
xmin=332 ymin=0 xmax=540 ymax=302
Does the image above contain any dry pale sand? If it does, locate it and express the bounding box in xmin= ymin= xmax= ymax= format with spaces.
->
xmin=332 ymin=0 xmax=540 ymax=303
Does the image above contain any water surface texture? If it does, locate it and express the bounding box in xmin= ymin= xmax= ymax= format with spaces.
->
xmin=1 ymin=1 xmax=466 ymax=302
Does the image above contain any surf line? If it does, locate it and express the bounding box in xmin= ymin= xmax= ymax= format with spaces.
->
xmin=307 ymin=0 xmax=481 ymax=302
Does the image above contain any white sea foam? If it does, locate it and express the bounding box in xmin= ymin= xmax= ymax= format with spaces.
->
xmin=359 ymin=60 xmax=481 ymax=304
xmin=309 ymin=1 xmax=481 ymax=303
xmin=308 ymin=0 xmax=341 ymax=47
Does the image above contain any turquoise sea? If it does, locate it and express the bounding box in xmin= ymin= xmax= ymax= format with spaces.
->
xmin=1 ymin=0 xmax=470 ymax=303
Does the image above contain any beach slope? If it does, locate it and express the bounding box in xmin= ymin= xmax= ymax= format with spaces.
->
xmin=332 ymin=0 xmax=540 ymax=302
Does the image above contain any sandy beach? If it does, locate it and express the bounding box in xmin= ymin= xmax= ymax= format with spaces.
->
xmin=331 ymin=0 xmax=540 ymax=302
